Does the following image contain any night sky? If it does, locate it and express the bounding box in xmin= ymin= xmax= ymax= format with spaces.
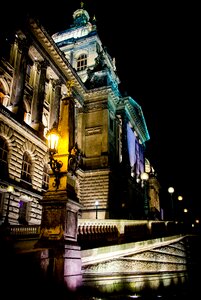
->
xmin=1 ymin=0 xmax=200 ymax=219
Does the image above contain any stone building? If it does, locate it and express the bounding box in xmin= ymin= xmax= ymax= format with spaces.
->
xmin=0 ymin=4 xmax=160 ymax=227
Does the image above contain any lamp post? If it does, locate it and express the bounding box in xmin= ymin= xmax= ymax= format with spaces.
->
xmin=39 ymin=81 xmax=84 ymax=243
xmin=4 ymin=185 xmax=14 ymax=226
xmin=183 ymin=208 xmax=189 ymax=232
xmin=36 ymin=81 xmax=84 ymax=289
xmin=168 ymin=187 xmax=174 ymax=220
xmin=46 ymin=126 xmax=63 ymax=190
xmin=177 ymin=195 xmax=183 ymax=220
xmin=140 ymin=172 xmax=149 ymax=219
xmin=95 ymin=200 xmax=99 ymax=219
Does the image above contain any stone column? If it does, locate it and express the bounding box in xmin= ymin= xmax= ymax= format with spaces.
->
xmin=10 ymin=38 xmax=29 ymax=121
xmin=30 ymin=61 xmax=40 ymax=125
xmin=49 ymin=80 xmax=62 ymax=130
xmin=31 ymin=61 xmax=47 ymax=136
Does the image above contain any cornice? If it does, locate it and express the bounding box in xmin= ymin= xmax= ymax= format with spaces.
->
xmin=28 ymin=19 xmax=120 ymax=108
xmin=123 ymin=96 xmax=150 ymax=144
xmin=56 ymin=32 xmax=100 ymax=49
xmin=28 ymin=19 xmax=86 ymax=97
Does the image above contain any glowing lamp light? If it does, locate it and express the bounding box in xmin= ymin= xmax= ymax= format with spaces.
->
xmin=47 ymin=127 xmax=60 ymax=154
xmin=168 ymin=187 xmax=175 ymax=220
xmin=168 ymin=187 xmax=174 ymax=194
xmin=140 ymin=172 xmax=149 ymax=181
xmin=7 ymin=185 xmax=14 ymax=193
xmin=178 ymin=195 xmax=183 ymax=201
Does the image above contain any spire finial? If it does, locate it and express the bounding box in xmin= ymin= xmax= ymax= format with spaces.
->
xmin=80 ymin=1 xmax=84 ymax=8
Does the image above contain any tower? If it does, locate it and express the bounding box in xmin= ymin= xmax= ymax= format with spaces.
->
xmin=52 ymin=4 xmax=150 ymax=219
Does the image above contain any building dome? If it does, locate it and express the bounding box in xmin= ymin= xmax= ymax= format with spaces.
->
xmin=72 ymin=8 xmax=90 ymax=27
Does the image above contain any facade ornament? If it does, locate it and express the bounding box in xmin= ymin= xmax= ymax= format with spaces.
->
xmin=66 ymin=80 xmax=74 ymax=97
xmin=68 ymin=142 xmax=82 ymax=176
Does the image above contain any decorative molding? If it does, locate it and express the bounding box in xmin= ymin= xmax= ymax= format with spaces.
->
xmin=85 ymin=126 xmax=102 ymax=136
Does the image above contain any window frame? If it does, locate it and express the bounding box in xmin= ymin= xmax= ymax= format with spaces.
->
xmin=77 ymin=54 xmax=87 ymax=71
xmin=21 ymin=151 xmax=32 ymax=184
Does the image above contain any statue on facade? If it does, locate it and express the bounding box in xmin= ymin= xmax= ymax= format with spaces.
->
xmin=68 ymin=142 xmax=82 ymax=176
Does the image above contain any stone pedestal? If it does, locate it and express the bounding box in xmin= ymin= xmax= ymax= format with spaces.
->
xmin=39 ymin=190 xmax=82 ymax=242
xmin=36 ymin=189 xmax=83 ymax=291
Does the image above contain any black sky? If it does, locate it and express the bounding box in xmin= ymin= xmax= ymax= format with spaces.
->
xmin=1 ymin=0 xmax=200 ymax=218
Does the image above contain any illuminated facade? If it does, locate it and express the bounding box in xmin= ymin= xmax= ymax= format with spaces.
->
xmin=52 ymin=6 xmax=153 ymax=220
xmin=0 ymin=4 xmax=159 ymax=226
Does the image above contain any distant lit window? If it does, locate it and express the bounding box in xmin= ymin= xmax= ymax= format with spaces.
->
xmin=0 ymin=136 xmax=9 ymax=178
xmin=21 ymin=152 xmax=32 ymax=184
xmin=77 ymin=54 xmax=87 ymax=71
xmin=42 ymin=164 xmax=50 ymax=190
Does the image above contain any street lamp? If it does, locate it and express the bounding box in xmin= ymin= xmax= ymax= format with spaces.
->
xmin=177 ymin=195 xmax=183 ymax=220
xmin=183 ymin=208 xmax=189 ymax=232
xmin=168 ymin=187 xmax=174 ymax=220
xmin=140 ymin=172 xmax=149 ymax=219
xmin=95 ymin=200 xmax=99 ymax=219
xmin=4 ymin=185 xmax=14 ymax=226
xmin=46 ymin=126 xmax=63 ymax=190
xmin=178 ymin=195 xmax=183 ymax=201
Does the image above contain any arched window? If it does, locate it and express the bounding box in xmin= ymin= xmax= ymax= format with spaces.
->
xmin=0 ymin=136 xmax=9 ymax=178
xmin=77 ymin=54 xmax=87 ymax=71
xmin=21 ymin=152 xmax=32 ymax=184
xmin=42 ymin=164 xmax=50 ymax=190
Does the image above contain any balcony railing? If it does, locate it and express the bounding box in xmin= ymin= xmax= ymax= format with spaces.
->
xmin=9 ymin=225 xmax=41 ymax=238
xmin=1 ymin=219 xmax=192 ymax=249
